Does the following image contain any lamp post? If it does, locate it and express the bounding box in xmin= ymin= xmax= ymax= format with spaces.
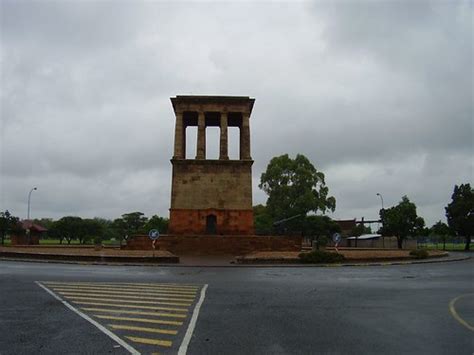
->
xmin=27 ymin=187 xmax=37 ymax=220
xmin=376 ymin=192 xmax=384 ymax=248
xmin=376 ymin=192 xmax=384 ymax=210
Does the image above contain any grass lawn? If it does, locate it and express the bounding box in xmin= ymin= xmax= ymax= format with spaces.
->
xmin=419 ymin=242 xmax=466 ymax=251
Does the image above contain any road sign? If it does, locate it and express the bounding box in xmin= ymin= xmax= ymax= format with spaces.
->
xmin=148 ymin=229 xmax=160 ymax=240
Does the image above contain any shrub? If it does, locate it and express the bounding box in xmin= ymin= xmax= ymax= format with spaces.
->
xmin=299 ymin=250 xmax=345 ymax=264
xmin=409 ymin=249 xmax=429 ymax=259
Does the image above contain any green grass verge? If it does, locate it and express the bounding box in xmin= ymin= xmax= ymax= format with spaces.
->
xmin=419 ymin=242 xmax=466 ymax=251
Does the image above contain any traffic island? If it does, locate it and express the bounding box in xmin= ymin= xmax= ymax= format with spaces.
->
xmin=236 ymin=249 xmax=449 ymax=264
xmin=0 ymin=246 xmax=179 ymax=264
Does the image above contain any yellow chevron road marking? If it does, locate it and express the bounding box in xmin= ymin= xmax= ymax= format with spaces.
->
xmin=71 ymin=301 xmax=188 ymax=312
xmin=108 ymin=324 xmax=178 ymax=335
xmin=125 ymin=336 xmax=172 ymax=347
xmin=46 ymin=284 xmax=197 ymax=295
xmin=57 ymin=291 xmax=193 ymax=303
xmin=94 ymin=314 xmax=183 ymax=326
xmin=50 ymin=287 xmax=196 ymax=298
xmin=82 ymin=307 xmax=187 ymax=318
xmin=43 ymin=281 xmax=198 ymax=290
xmin=64 ymin=295 xmax=192 ymax=306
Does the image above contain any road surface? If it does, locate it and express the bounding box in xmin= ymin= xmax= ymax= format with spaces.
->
xmin=0 ymin=256 xmax=473 ymax=354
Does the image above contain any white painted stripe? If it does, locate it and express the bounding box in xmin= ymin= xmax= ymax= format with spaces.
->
xmin=178 ymin=284 xmax=208 ymax=355
xmin=35 ymin=281 xmax=140 ymax=355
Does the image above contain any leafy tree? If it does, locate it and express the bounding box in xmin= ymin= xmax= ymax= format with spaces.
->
xmin=259 ymin=154 xmax=336 ymax=221
xmin=121 ymin=212 xmax=147 ymax=235
xmin=302 ymin=215 xmax=341 ymax=250
xmin=0 ymin=210 xmax=20 ymax=245
xmin=111 ymin=212 xmax=147 ymax=244
xmin=429 ymin=220 xmax=454 ymax=250
xmin=253 ymin=204 xmax=273 ymax=235
xmin=81 ymin=219 xmax=104 ymax=244
xmin=144 ymin=215 xmax=169 ymax=234
xmin=53 ymin=216 xmax=84 ymax=244
xmin=111 ymin=218 xmax=128 ymax=244
xmin=445 ymin=183 xmax=474 ymax=251
xmin=93 ymin=218 xmax=117 ymax=241
xmin=379 ymin=196 xmax=425 ymax=249
xmin=351 ymin=224 xmax=372 ymax=236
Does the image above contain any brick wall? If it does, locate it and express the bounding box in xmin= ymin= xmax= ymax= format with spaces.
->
xmin=125 ymin=235 xmax=302 ymax=255
xmin=169 ymin=208 xmax=254 ymax=235
xmin=11 ymin=235 xmax=40 ymax=245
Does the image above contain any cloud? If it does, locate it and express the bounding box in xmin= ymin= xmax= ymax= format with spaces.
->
xmin=1 ymin=0 xmax=472 ymax=227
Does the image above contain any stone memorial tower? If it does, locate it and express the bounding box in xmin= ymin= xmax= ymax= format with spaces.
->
xmin=168 ymin=95 xmax=255 ymax=235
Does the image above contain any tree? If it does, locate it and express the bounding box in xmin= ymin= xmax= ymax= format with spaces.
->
xmin=121 ymin=212 xmax=147 ymax=235
xmin=81 ymin=219 xmax=104 ymax=244
xmin=351 ymin=224 xmax=372 ymax=237
xmin=379 ymin=196 xmax=425 ymax=249
xmin=445 ymin=183 xmax=474 ymax=251
xmin=429 ymin=220 xmax=454 ymax=250
xmin=0 ymin=210 xmax=20 ymax=245
xmin=93 ymin=218 xmax=116 ymax=241
xmin=253 ymin=204 xmax=273 ymax=235
xmin=144 ymin=215 xmax=169 ymax=234
xmin=53 ymin=216 xmax=84 ymax=244
xmin=259 ymin=154 xmax=336 ymax=221
xmin=111 ymin=218 xmax=128 ymax=244
xmin=302 ymin=215 xmax=341 ymax=250
xmin=111 ymin=212 xmax=148 ymax=244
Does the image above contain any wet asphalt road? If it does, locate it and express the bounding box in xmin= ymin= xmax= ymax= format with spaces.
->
xmin=0 ymin=255 xmax=473 ymax=355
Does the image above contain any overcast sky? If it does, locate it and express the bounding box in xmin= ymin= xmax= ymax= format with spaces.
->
xmin=1 ymin=0 xmax=472 ymax=227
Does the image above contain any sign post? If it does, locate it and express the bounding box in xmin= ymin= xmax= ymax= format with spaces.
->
xmin=148 ymin=229 xmax=160 ymax=257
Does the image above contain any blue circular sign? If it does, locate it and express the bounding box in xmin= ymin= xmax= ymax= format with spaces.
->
xmin=148 ymin=229 xmax=160 ymax=240
xmin=332 ymin=233 xmax=341 ymax=244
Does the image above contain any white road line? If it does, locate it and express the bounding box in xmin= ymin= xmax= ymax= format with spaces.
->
xmin=35 ymin=281 xmax=140 ymax=355
xmin=178 ymin=284 xmax=208 ymax=355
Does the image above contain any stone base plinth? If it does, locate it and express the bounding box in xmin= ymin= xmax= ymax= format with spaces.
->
xmin=124 ymin=235 xmax=302 ymax=256
xmin=169 ymin=209 xmax=254 ymax=235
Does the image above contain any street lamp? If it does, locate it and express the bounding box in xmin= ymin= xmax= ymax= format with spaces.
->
xmin=376 ymin=192 xmax=384 ymax=210
xmin=27 ymin=187 xmax=37 ymax=220
xmin=376 ymin=192 xmax=385 ymax=248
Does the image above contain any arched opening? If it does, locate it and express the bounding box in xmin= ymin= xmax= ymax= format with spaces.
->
xmin=206 ymin=214 xmax=217 ymax=234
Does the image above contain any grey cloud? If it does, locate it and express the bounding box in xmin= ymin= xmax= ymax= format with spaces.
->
xmin=1 ymin=1 xmax=472 ymax=226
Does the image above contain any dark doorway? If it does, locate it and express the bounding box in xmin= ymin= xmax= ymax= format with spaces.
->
xmin=206 ymin=214 xmax=217 ymax=234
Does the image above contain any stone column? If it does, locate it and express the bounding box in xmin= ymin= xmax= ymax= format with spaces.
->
xmin=219 ymin=112 xmax=229 ymax=160
xmin=173 ymin=111 xmax=184 ymax=159
xmin=240 ymin=112 xmax=251 ymax=160
xmin=196 ymin=111 xmax=206 ymax=159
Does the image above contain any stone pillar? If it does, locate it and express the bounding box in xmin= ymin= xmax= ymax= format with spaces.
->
xmin=173 ymin=111 xmax=184 ymax=159
xmin=196 ymin=111 xmax=206 ymax=159
xmin=219 ymin=112 xmax=229 ymax=160
xmin=240 ymin=112 xmax=251 ymax=160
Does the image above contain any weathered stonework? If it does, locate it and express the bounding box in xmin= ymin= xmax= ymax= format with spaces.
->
xmin=125 ymin=235 xmax=302 ymax=255
xmin=168 ymin=96 xmax=255 ymax=235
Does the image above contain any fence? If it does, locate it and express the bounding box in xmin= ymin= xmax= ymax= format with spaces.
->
xmin=416 ymin=236 xmax=467 ymax=251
